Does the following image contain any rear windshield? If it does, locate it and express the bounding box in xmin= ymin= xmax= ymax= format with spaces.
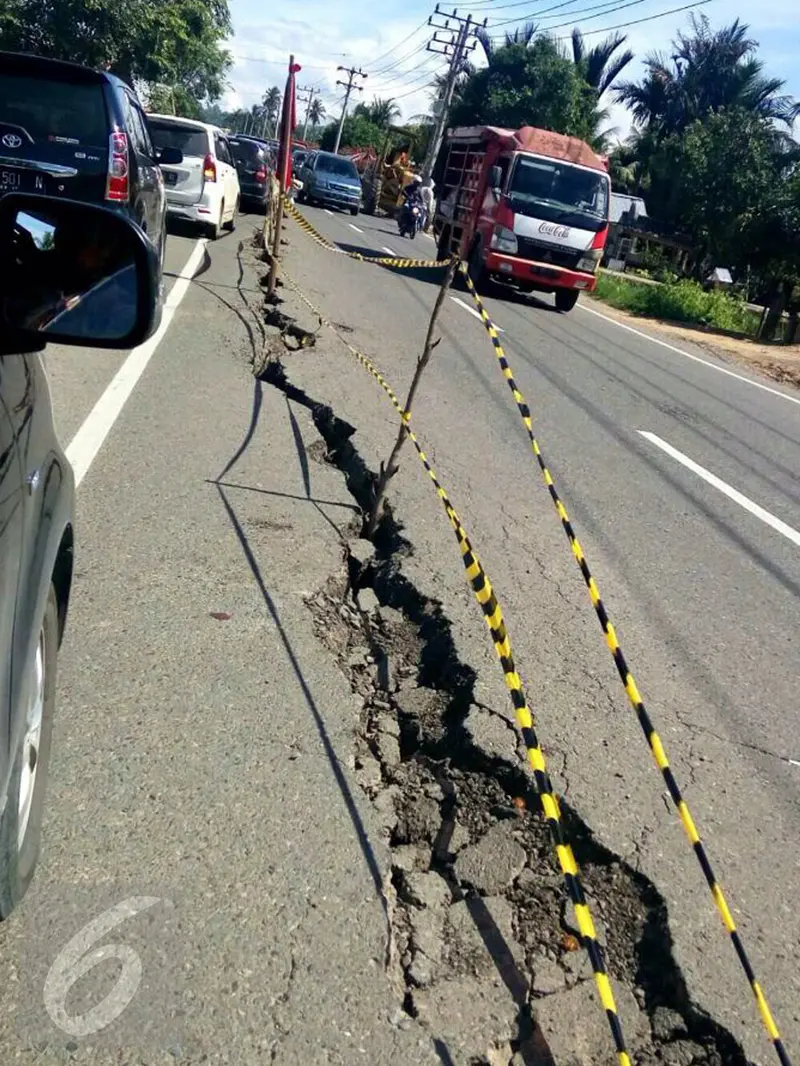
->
xmin=0 ymin=73 xmax=108 ymax=147
xmin=230 ymin=140 xmax=264 ymax=164
xmin=148 ymin=120 xmax=208 ymax=158
xmin=316 ymin=155 xmax=359 ymax=179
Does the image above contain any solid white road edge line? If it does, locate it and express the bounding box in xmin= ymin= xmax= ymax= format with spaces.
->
xmin=450 ymin=296 xmax=504 ymax=333
xmin=638 ymin=431 xmax=800 ymax=548
xmin=349 ymin=223 xmax=364 ymax=233
xmin=66 ymin=239 xmax=207 ymax=488
xmin=578 ymin=301 xmax=800 ymax=408
xmin=382 ymin=246 xmax=398 ymax=256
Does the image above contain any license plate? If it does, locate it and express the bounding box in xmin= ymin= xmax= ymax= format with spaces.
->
xmin=532 ymin=265 xmax=558 ymax=278
xmin=164 ymin=171 xmax=178 ymax=186
xmin=0 ymin=167 xmax=24 ymax=192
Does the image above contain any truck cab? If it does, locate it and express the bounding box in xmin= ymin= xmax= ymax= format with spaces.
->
xmin=434 ymin=125 xmax=611 ymax=312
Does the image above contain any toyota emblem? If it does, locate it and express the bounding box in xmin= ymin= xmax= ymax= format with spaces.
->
xmin=2 ymin=133 xmax=23 ymax=148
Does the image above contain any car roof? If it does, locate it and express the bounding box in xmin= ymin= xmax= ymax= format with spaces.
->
xmin=147 ymin=113 xmax=220 ymax=133
xmin=0 ymin=49 xmax=128 ymax=90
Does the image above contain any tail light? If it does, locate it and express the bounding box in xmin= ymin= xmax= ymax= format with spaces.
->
xmin=255 ymin=168 xmax=267 ymax=183
xmin=105 ymin=131 xmax=129 ymax=203
xmin=203 ymin=153 xmax=217 ymax=182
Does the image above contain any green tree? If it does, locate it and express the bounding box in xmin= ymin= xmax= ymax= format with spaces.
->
xmin=614 ymin=15 xmax=799 ymax=139
xmin=449 ymin=37 xmax=596 ymax=141
xmin=308 ymin=97 xmax=326 ymax=127
xmin=0 ymin=0 xmax=231 ymax=108
xmin=570 ymin=29 xmax=633 ymax=96
xmin=262 ymin=86 xmax=282 ymax=132
xmin=319 ymin=113 xmax=384 ymax=152
xmin=354 ymin=96 xmax=401 ymax=129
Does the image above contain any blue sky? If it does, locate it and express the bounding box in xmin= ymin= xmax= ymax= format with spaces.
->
xmin=224 ymin=0 xmax=799 ymax=143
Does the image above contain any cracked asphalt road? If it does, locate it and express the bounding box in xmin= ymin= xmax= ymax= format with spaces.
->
xmin=0 ymin=199 xmax=797 ymax=1065
xmin=279 ymin=202 xmax=800 ymax=1061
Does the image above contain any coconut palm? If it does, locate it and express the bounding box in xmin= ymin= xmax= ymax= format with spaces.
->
xmin=308 ymin=97 xmax=326 ymax=126
xmin=262 ymin=85 xmax=282 ymax=128
xmin=570 ymin=29 xmax=633 ymax=96
xmin=365 ymin=96 xmax=401 ymax=127
xmin=614 ymin=16 xmax=799 ymax=137
xmin=474 ymin=21 xmax=537 ymax=62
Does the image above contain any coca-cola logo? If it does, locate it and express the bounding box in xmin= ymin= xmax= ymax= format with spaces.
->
xmin=539 ymin=221 xmax=571 ymax=238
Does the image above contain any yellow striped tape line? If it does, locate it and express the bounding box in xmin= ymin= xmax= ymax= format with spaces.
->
xmin=281 ymin=266 xmax=634 ymax=1066
xmin=460 ymin=264 xmax=791 ymax=1066
xmin=282 ymin=197 xmax=451 ymax=271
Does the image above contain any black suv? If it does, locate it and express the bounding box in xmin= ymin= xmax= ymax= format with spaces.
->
xmin=0 ymin=52 xmax=178 ymax=264
xmin=228 ymin=135 xmax=272 ymax=210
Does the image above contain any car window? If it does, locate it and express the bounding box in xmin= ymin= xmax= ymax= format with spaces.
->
xmin=130 ymin=102 xmax=155 ymax=159
xmin=230 ymin=140 xmax=262 ymax=166
xmin=317 ymin=155 xmax=359 ymax=180
xmin=122 ymin=93 xmax=150 ymax=158
xmin=148 ymin=119 xmax=208 ymax=159
xmin=0 ymin=72 xmax=109 ymax=147
xmin=215 ymin=134 xmax=232 ymax=166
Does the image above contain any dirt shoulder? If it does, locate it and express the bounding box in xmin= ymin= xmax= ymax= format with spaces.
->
xmin=587 ymin=294 xmax=800 ymax=390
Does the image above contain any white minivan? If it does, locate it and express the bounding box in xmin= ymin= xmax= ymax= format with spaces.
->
xmin=147 ymin=115 xmax=240 ymax=239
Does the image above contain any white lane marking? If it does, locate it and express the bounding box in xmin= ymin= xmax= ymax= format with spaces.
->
xmin=349 ymin=222 xmax=364 ymax=233
xmin=450 ymin=296 xmax=504 ymax=333
xmin=324 ymin=209 xmax=334 ymax=216
xmin=66 ymin=240 xmax=207 ymax=488
xmin=382 ymin=245 xmax=398 ymax=256
xmin=638 ymin=431 xmax=800 ymax=548
xmin=422 ymin=232 xmax=435 ymax=240
xmin=577 ymin=301 xmax=800 ymax=408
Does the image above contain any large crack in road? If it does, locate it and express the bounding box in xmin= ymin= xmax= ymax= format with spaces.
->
xmin=253 ymin=307 xmax=750 ymax=1066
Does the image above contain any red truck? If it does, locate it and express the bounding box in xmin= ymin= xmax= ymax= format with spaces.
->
xmin=434 ymin=125 xmax=611 ymax=312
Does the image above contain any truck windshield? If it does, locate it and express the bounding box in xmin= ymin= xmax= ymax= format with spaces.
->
xmin=508 ymin=156 xmax=609 ymax=231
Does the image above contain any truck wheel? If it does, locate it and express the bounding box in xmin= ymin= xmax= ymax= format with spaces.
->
xmin=555 ymin=289 xmax=579 ymax=312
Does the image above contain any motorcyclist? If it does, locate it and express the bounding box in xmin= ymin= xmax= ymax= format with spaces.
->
xmin=399 ymin=176 xmax=424 ymax=236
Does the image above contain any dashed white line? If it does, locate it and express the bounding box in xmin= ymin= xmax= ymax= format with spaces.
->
xmin=422 ymin=232 xmax=435 ymax=240
xmin=638 ymin=431 xmax=800 ymax=548
xmin=578 ymin=301 xmax=800 ymax=408
xmin=324 ymin=209 xmax=334 ymax=216
xmin=349 ymin=223 xmax=364 ymax=233
xmin=450 ymin=296 xmax=504 ymax=332
xmin=66 ymin=239 xmax=206 ymax=488
xmin=382 ymin=245 xmax=398 ymax=256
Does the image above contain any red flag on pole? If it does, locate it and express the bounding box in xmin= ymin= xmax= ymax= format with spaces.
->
xmin=277 ymin=58 xmax=302 ymax=193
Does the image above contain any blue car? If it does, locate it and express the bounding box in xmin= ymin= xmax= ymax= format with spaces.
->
xmin=297 ymin=151 xmax=362 ymax=215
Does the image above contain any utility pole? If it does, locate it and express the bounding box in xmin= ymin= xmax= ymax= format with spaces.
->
xmin=333 ymin=65 xmax=367 ymax=154
xmin=297 ymin=85 xmax=317 ymax=141
xmin=421 ymin=6 xmax=484 ymax=181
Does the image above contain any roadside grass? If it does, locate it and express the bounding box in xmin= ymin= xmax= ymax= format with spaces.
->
xmin=593 ymin=274 xmax=761 ymax=336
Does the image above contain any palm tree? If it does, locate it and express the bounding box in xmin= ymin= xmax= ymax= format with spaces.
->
xmin=571 ymin=29 xmax=633 ymax=96
xmin=308 ymin=97 xmax=326 ymax=126
xmin=365 ymin=96 xmax=401 ymax=127
xmin=475 ymin=22 xmax=537 ymax=62
xmin=614 ymin=16 xmax=799 ymax=137
xmin=262 ymin=85 xmax=282 ymax=131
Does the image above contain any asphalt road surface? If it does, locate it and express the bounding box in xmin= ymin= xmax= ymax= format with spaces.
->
xmin=0 ymin=201 xmax=797 ymax=1065
xmin=281 ymin=202 xmax=800 ymax=1060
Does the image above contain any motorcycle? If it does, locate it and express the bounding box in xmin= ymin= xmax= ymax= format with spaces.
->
xmin=398 ymin=200 xmax=422 ymax=239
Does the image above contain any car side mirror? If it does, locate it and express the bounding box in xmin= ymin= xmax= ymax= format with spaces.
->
xmin=0 ymin=194 xmax=160 ymax=349
xmin=490 ymin=165 xmax=503 ymax=199
xmin=158 ymin=146 xmax=183 ymax=165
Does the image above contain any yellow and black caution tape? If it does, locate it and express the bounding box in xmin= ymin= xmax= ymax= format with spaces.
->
xmin=460 ymin=265 xmax=792 ymax=1066
xmin=282 ymin=267 xmax=634 ymax=1066
xmin=282 ymin=196 xmax=451 ymax=271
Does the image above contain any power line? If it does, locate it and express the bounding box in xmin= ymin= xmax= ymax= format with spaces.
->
xmin=488 ymin=0 xmax=647 ymax=28
xmin=487 ymin=0 xmax=711 ymax=35
xmin=366 ymin=16 xmax=433 ymax=70
xmin=368 ymin=40 xmax=431 ymax=77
